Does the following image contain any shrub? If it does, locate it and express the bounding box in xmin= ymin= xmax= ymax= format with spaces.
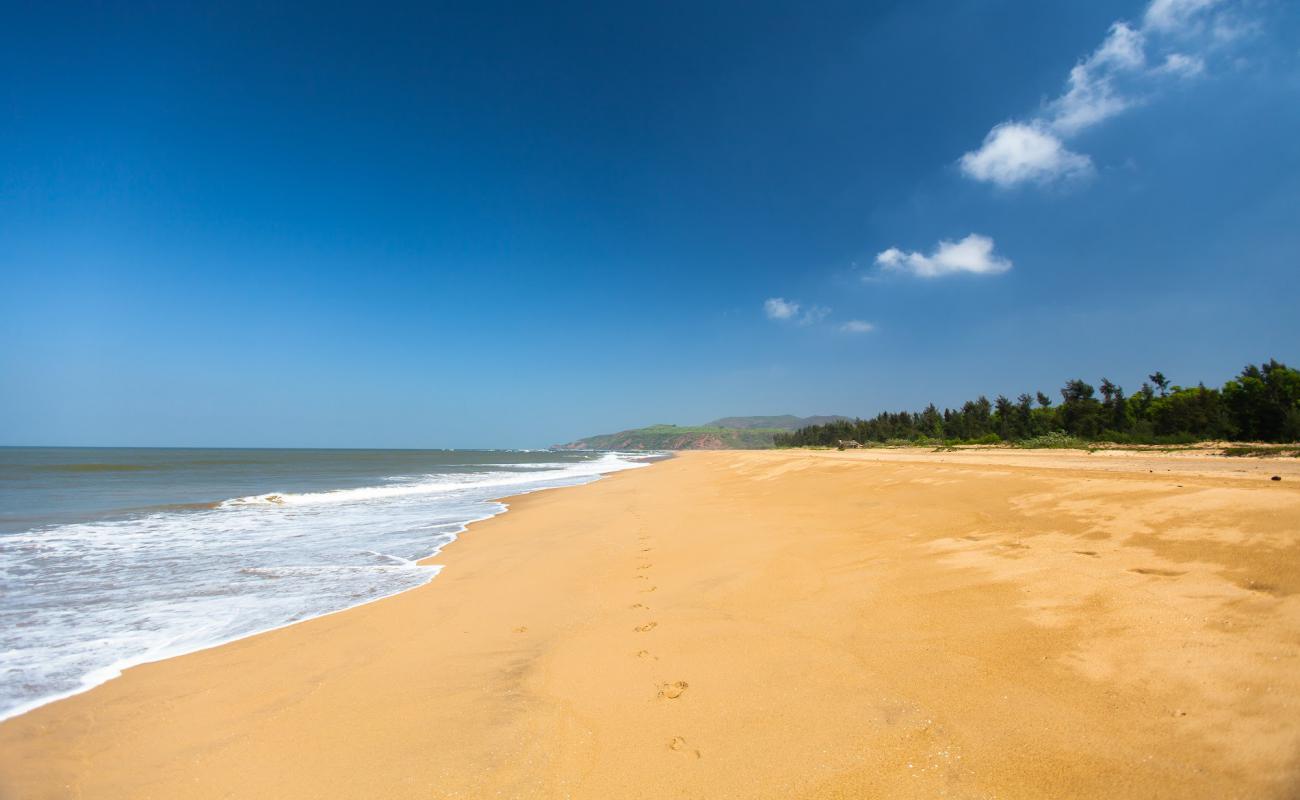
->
xmin=1016 ymin=431 xmax=1088 ymax=449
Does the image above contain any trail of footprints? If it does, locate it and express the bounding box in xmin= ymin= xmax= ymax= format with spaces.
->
xmin=630 ymin=518 xmax=698 ymax=758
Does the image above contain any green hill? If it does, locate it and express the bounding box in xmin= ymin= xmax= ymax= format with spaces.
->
xmin=554 ymin=424 xmax=788 ymax=451
xmin=553 ymin=415 xmax=847 ymax=450
xmin=704 ymin=415 xmax=848 ymax=430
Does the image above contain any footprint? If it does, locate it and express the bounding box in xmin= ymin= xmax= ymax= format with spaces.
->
xmin=658 ymin=680 xmax=689 ymax=699
xmin=637 ymin=563 xmax=652 ymax=570
xmin=1074 ymin=550 xmax=1099 ymax=557
xmin=634 ymin=622 xmax=658 ymax=632
xmin=635 ymin=574 xmax=649 ymax=580
xmin=630 ymin=603 xmax=648 ymax=610
xmin=668 ymin=736 xmax=701 ymax=757
xmin=1130 ymin=567 xmax=1185 ymax=577
xmin=640 ymin=585 xmax=658 ymax=593
xmin=640 ymin=548 xmax=653 ymax=553
xmin=513 ymin=626 xmax=528 ymax=633
xmin=637 ymin=649 xmax=657 ymax=660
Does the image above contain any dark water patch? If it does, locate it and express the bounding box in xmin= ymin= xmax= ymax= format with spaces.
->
xmin=32 ymin=463 xmax=157 ymax=473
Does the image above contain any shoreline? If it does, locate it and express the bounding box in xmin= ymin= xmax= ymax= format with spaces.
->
xmin=3 ymin=448 xmax=1298 ymax=798
xmin=0 ymin=455 xmax=657 ymax=725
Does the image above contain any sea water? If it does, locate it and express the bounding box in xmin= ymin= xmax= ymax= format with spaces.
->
xmin=0 ymin=447 xmax=651 ymax=720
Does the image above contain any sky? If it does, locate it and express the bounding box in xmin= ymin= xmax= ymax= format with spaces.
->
xmin=2 ymin=0 xmax=1298 ymax=448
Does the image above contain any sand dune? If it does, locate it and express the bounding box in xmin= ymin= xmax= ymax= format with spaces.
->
xmin=2 ymin=448 xmax=1298 ymax=798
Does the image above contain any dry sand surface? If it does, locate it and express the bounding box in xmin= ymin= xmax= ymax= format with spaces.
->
xmin=2 ymin=448 xmax=1299 ymax=799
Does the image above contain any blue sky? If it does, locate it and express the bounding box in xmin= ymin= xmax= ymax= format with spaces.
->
xmin=2 ymin=0 xmax=1298 ymax=448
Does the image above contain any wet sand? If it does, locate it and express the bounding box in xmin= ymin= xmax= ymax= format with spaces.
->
xmin=2 ymin=448 xmax=1299 ymax=799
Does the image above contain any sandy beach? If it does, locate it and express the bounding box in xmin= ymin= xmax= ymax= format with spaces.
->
xmin=2 ymin=448 xmax=1299 ymax=799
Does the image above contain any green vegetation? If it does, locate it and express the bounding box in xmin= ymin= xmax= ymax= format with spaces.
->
xmin=776 ymin=359 xmax=1300 ymax=448
xmin=703 ymin=415 xmax=847 ymax=430
xmin=556 ymin=415 xmax=850 ymax=450
xmin=1014 ymin=432 xmax=1090 ymax=449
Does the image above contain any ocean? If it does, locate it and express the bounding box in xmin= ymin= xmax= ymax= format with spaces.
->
xmin=0 ymin=446 xmax=651 ymax=721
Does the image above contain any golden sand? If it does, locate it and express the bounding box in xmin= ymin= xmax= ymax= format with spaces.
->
xmin=2 ymin=448 xmax=1299 ymax=798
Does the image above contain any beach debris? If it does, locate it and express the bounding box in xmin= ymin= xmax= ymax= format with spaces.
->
xmin=1272 ymin=475 xmax=1282 ymax=481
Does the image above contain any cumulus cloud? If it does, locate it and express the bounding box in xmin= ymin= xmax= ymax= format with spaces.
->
xmin=959 ymin=123 xmax=1092 ymax=187
xmin=875 ymin=234 xmax=1012 ymax=279
xmin=764 ymin=298 xmax=831 ymax=327
xmin=960 ymin=0 xmax=1244 ymax=188
xmin=839 ymin=320 xmax=876 ymax=334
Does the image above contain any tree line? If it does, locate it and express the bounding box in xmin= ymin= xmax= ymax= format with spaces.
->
xmin=774 ymin=359 xmax=1300 ymax=447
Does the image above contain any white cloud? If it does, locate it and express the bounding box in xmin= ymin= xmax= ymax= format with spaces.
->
xmin=875 ymin=234 xmax=1012 ymax=279
xmin=763 ymin=297 xmax=799 ymax=320
xmin=764 ymin=298 xmax=831 ymax=326
xmin=1092 ymin=22 xmax=1147 ymax=69
xmin=959 ymin=123 xmax=1092 ymax=187
xmin=875 ymin=248 xmax=905 ymax=268
xmin=1048 ymin=23 xmax=1146 ymax=137
xmin=960 ymin=0 xmax=1245 ymax=188
xmin=1144 ymin=0 xmax=1222 ymax=33
xmin=840 ymin=320 xmax=876 ymax=333
xmin=1156 ymin=52 xmax=1205 ymax=77
xmin=800 ymin=305 xmax=831 ymax=325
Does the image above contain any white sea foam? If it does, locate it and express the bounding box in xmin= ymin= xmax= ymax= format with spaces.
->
xmin=220 ymin=453 xmax=639 ymax=507
xmin=0 ymin=451 xmax=650 ymax=721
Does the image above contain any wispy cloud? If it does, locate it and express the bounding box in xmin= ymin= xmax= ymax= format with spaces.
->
xmin=875 ymin=234 xmax=1012 ymax=279
xmin=763 ymin=297 xmax=800 ymax=320
xmin=960 ymin=0 xmax=1247 ymax=188
xmin=1144 ymin=0 xmax=1221 ymax=32
xmin=1048 ymin=22 xmax=1146 ymax=138
xmin=1155 ymin=52 xmax=1205 ymax=77
xmin=800 ymin=305 xmax=831 ymax=326
xmin=763 ymin=297 xmax=830 ymax=327
xmin=763 ymin=298 xmax=869 ymax=331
